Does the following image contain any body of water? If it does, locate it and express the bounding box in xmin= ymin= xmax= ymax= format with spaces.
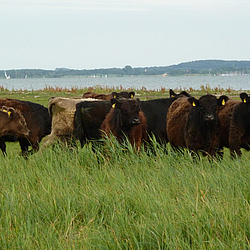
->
xmin=0 ymin=75 xmax=250 ymax=91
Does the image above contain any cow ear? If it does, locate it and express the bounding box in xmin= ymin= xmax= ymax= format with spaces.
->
xmin=218 ymin=95 xmax=229 ymax=106
xmin=188 ymin=97 xmax=199 ymax=107
xmin=7 ymin=107 xmax=15 ymax=117
xmin=1 ymin=106 xmax=14 ymax=117
xmin=2 ymin=106 xmax=8 ymax=112
xmin=110 ymin=98 xmax=120 ymax=109
xmin=180 ymin=91 xmax=191 ymax=97
xmin=111 ymin=92 xmax=117 ymax=98
xmin=1 ymin=106 xmax=12 ymax=117
xmin=240 ymin=92 xmax=248 ymax=103
xmin=129 ymin=92 xmax=135 ymax=98
xmin=169 ymin=89 xmax=176 ymax=97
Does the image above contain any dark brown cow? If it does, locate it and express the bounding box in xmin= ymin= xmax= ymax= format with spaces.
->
xmin=0 ymin=106 xmax=29 ymax=136
xmin=101 ymin=98 xmax=147 ymax=151
xmin=82 ymin=91 xmax=135 ymax=100
xmin=0 ymin=106 xmax=30 ymax=156
xmin=229 ymin=93 xmax=250 ymax=157
xmin=0 ymin=98 xmax=51 ymax=156
xmin=167 ymin=94 xmax=228 ymax=158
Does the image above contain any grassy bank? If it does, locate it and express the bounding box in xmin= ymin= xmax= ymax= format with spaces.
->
xmin=0 ymin=86 xmax=249 ymax=249
xmin=0 ymin=84 xmax=240 ymax=107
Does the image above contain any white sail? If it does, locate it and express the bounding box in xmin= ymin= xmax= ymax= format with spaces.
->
xmin=4 ymin=71 xmax=10 ymax=79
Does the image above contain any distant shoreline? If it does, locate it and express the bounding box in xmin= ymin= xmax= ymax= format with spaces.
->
xmin=1 ymin=60 xmax=250 ymax=79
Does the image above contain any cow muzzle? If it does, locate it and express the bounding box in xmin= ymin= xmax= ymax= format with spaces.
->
xmin=132 ymin=118 xmax=140 ymax=124
xmin=205 ymin=115 xmax=215 ymax=121
xmin=24 ymin=129 xmax=30 ymax=137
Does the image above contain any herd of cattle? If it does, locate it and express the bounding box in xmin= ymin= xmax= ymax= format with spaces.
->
xmin=1 ymin=89 xmax=250 ymax=159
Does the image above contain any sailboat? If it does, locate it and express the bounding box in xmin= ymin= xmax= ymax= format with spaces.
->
xmin=4 ymin=71 xmax=10 ymax=79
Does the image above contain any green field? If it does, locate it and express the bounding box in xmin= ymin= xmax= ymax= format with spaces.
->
xmin=0 ymin=86 xmax=249 ymax=249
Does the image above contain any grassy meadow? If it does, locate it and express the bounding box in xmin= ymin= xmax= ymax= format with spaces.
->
xmin=0 ymin=85 xmax=250 ymax=249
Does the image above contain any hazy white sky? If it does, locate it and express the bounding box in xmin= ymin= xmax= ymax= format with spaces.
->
xmin=1 ymin=0 xmax=250 ymax=70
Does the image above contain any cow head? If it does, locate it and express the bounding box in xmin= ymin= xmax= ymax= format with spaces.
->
xmin=188 ymin=95 xmax=228 ymax=122
xmin=169 ymin=89 xmax=191 ymax=98
xmin=110 ymin=98 xmax=141 ymax=127
xmin=239 ymin=92 xmax=249 ymax=104
xmin=111 ymin=91 xmax=135 ymax=99
xmin=0 ymin=106 xmax=30 ymax=137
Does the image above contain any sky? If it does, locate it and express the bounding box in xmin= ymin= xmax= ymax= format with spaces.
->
xmin=1 ymin=0 xmax=250 ymax=70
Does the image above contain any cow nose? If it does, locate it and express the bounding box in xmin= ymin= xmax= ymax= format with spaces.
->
xmin=132 ymin=118 xmax=140 ymax=124
xmin=206 ymin=115 xmax=214 ymax=121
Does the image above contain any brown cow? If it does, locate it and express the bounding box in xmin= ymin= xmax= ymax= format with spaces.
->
xmin=0 ymin=106 xmax=29 ymax=137
xmin=167 ymin=94 xmax=228 ymax=159
xmin=0 ymin=99 xmax=51 ymax=156
xmin=217 ymin=98 xmax=241 ymax=157
xmin=101 ymin=98 xmax=147 ymax=151
xmin=82 ymin=91 xmax=135 ymax=100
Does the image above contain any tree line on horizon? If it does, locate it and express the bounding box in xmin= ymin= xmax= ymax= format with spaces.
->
xmin=1 ymin=60 xmax=250 ymax=79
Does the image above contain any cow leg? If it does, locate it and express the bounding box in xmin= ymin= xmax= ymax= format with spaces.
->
xmin=207 ymin=134 xmax=221 ymax=161
xmin=170 ymin=143 xmax=185 ymax=155
xmin=0 ymin=141 xmax=7 ymax=156
xmin=18 ymin=138 xmax=33 ymax=157
xmin=229 ymin=124 xmax=242 ymax=158
xmin=190 ymin=150 xmax=200 ymax=161
xmin=20 ymin=142 xmax=29 ymax=157
xmin=65 ymin=135 xmax=78 ymax=149
xmin=216 ymin=147 xmax=224 ymax=161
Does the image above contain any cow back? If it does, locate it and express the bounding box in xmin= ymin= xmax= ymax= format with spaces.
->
xmin=82 ymin=91 xmax=135 ymax=100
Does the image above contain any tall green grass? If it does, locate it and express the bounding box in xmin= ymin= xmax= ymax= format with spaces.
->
xmin=0 ymin=139 xmax=250 ymax=249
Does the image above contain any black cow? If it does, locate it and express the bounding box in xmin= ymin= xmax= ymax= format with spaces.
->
xmin=0 ymin=98 xmax=51 ymax=156
xmin=74 ymin=100 xmax=111 ymax=147
xmin=229 ymin=92 xmax=250 ymax=157
xmin=167 ymin=94 xmax=228 ymax=159
xmin=140 ymin=89 xmax=190 ymax=143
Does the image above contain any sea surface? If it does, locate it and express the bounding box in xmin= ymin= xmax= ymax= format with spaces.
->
xmin=0 ymin=75 xmax=250 ymax=91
